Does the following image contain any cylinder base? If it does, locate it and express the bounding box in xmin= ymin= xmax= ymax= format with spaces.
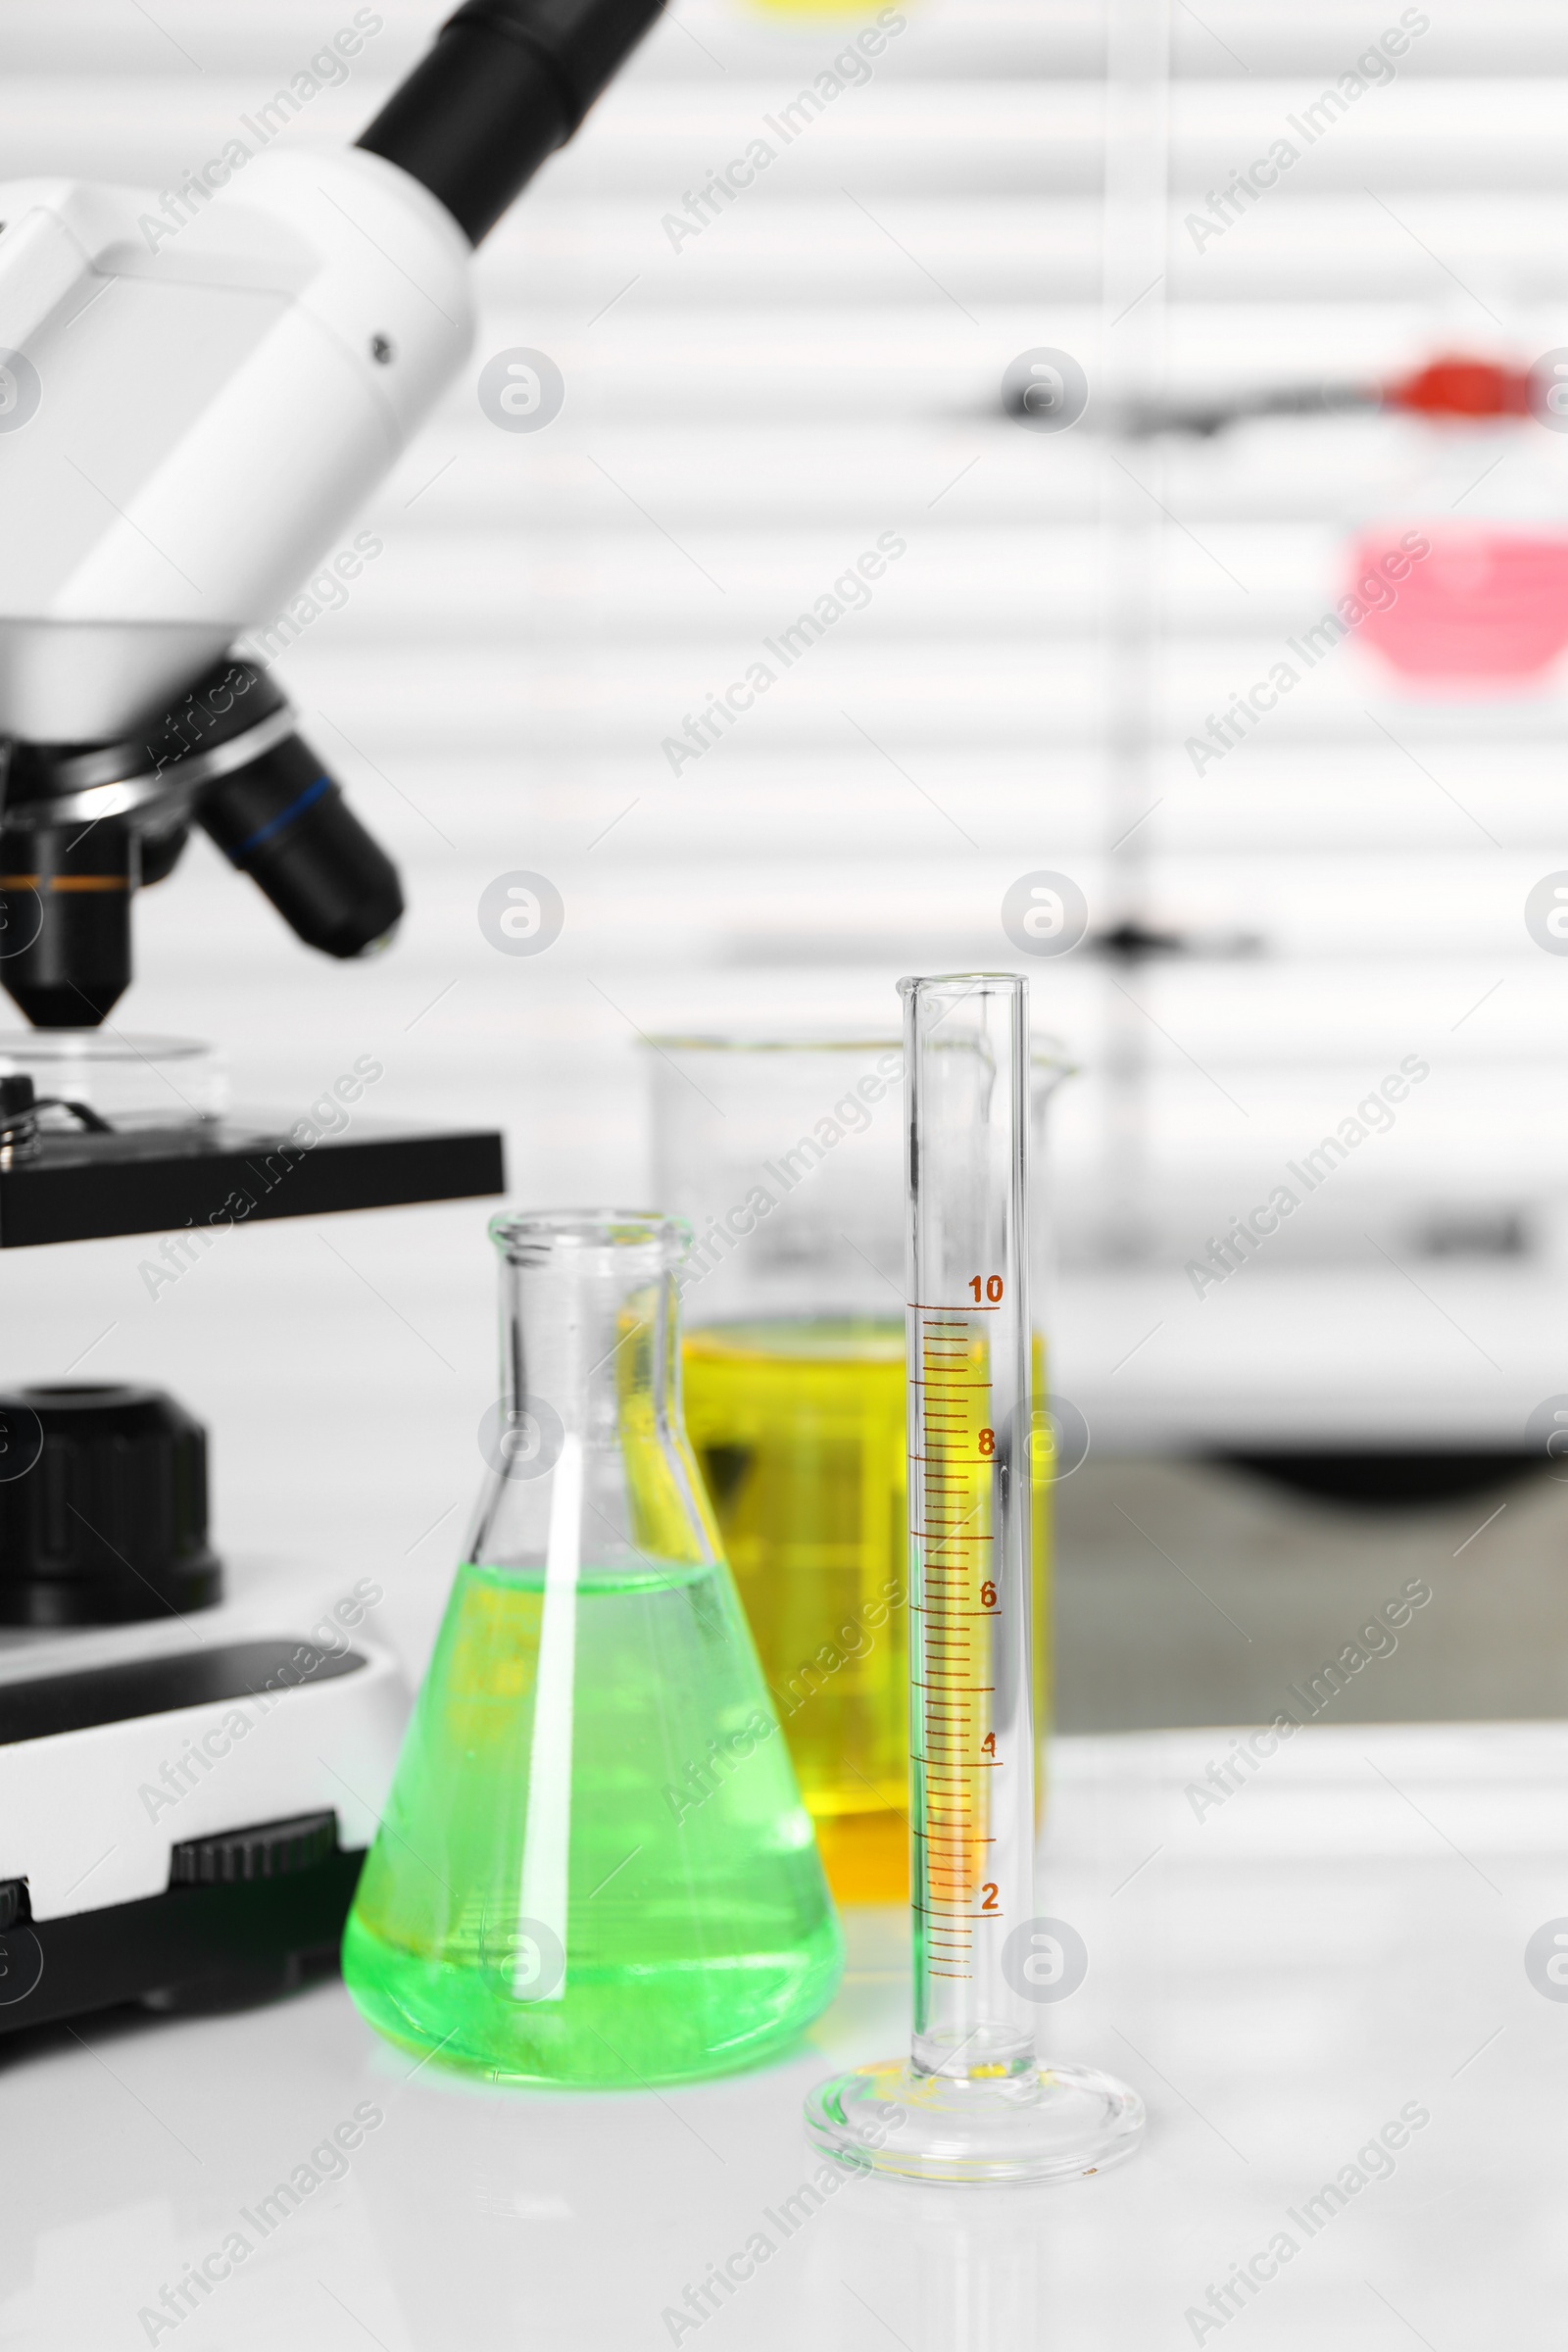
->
xmin=804 ymin=2057 xmax=1145 ymax=2185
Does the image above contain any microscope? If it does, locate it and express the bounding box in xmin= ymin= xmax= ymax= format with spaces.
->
xmin=0 ymin=0 xmax=662 ymax=1030
xmin=0 ymin=0 xmax=662 ymax=2031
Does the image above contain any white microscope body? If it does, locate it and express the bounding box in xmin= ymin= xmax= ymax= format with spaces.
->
xmin=0 ymin=151 xmax=474 ymax=743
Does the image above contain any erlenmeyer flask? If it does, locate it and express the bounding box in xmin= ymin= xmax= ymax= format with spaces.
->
xmin=343 ymin=1208 xmax=842 ymax=2087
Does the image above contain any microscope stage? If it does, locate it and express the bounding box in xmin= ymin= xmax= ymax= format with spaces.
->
xmin=0 ymin=1118 xmax=505 ymax=1247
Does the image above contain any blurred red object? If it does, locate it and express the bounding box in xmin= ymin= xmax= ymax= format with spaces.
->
xmin=1351 ymin=529 xmax=1568 ymax=682
xmin=1383 ymin=355 xmax=1535 ymax=419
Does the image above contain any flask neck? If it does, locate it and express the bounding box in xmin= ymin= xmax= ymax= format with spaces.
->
xmin=465 ymin=1211 xmax=712 ymax=1580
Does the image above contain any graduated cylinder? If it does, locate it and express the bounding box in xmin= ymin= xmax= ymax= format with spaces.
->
xmin=804 ymin=975 xmax=1143 ymax=2181
xmin=902 ymin=973 xmax=1037 ymax=2081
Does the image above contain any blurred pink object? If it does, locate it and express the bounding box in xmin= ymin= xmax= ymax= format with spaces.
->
xmin=1352 ymin=529 xmax=1568 ymax=683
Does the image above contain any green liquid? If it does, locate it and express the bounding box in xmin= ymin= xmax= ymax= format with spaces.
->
xmin=343 ymin=1558 xmax=843 ymax=2087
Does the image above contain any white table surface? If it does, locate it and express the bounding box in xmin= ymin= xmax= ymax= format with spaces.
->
xmin=2 ymin=1717 xmax=1562 ymax=2351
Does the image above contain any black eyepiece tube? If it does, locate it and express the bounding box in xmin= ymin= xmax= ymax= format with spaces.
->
xmin=357 ymin=0 xmax=664 ymax=244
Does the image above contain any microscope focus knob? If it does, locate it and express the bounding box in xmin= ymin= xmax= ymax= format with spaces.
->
xmin=169 ymin=1810 xmax=339 ymax=1889
xmin=0 ymin=1383 xmax=221 ymax=1626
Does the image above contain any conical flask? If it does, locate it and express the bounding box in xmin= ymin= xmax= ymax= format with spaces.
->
xmin=343 ymin=1208 xmax=843 ymax=2087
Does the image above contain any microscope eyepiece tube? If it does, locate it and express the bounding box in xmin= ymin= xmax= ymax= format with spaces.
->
xmin=356 ymin=0 xmax=664 ymax=243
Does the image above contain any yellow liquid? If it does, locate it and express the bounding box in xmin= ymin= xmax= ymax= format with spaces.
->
xmin=748 ymin=0 xmax=891 ymax=15
xmin=682 ymin=1319 xmax=1053 ymax=1903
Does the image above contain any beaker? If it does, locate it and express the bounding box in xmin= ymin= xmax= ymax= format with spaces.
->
xmin=1348 ymin=350 xmax=1568 ymax=688
xmin=342 ymin=1209 xmax=843 ymax=2087
xmin=644 ymin=1033 xmax=1073 ymax=1905
xmin=805 ymin=975 xmax=1142 ymax=2183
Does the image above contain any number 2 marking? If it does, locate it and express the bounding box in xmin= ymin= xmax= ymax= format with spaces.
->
xmin=980 ymin=1884 xmax=999 ymax=1911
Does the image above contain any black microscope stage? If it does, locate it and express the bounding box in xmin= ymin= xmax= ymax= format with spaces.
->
xmin=0 ymin=1117 xmax=506 ymax=1248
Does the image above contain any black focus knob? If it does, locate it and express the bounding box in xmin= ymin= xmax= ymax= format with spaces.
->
xmin=0 ymin=1384 xmax=221 ymax=1626
xmin=170 ymin=1811 xmax=338 ymax=1889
